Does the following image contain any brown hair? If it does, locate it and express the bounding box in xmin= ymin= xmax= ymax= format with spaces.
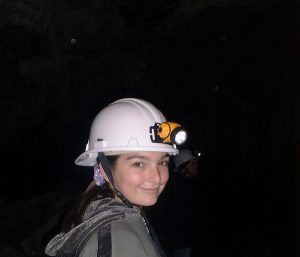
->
xmin=61 ymin=155 xmax=119 ymax=232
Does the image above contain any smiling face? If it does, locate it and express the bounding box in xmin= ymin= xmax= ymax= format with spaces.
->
xmin=108 ymin=151 xmax=170 ymax=206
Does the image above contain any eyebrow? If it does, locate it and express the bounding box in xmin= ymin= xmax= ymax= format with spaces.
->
xmin=126 ymin=153 xmax=169 ymax=161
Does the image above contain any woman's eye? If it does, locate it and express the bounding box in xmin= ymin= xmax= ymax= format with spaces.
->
xmin=160 ymin=160 xmax=169 ymax=166
xmin=133 ymin=162 xmax=144 ymax=168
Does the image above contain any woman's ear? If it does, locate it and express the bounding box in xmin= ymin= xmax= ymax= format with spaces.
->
xmin=99 ymin=164 xmax=110 ymax=183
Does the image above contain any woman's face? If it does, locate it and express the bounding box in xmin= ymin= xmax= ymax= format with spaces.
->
xmin=111 ymin=151 xmax=170 ymax=206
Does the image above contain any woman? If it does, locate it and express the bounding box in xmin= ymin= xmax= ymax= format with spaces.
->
xmin=45 ymin=98 xmax=187 ymax=257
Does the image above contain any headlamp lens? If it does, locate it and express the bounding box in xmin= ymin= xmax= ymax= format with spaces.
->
xmin=174 ymin=129 xmax=187 ymax=145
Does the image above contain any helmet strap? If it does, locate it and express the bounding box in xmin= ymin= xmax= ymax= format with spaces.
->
xmin=97 ymin=152 xmax=114 ymax=184
xmin=114 ymin=189 xmax=133 ymax=208
xmin=97 ymin=152 xmax=133 ymax=208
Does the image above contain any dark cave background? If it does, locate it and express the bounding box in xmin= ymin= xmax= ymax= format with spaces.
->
xmin=0 ymin=0 xmax=299 ymax=256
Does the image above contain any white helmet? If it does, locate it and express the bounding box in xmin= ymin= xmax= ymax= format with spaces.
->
xmin=174 ymin=149 xmax=195 ymax=170
xmin=75 ymin=98 xmax=181 ymax=166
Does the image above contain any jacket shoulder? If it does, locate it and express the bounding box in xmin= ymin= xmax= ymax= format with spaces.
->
xmin=111 ymin=219 xmax=160 ymax=257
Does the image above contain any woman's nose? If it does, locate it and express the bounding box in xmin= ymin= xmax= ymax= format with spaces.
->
xmin=148 ymin=166 xmax=161 ymax=184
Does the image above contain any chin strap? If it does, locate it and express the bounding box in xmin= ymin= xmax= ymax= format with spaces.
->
xmin=114 ymin=189 xmax=133 ymax=208
xmin=97 ymin=152 xmax=114 ymax=184
xmin=97 ymin=152 xmax=133 ymax=208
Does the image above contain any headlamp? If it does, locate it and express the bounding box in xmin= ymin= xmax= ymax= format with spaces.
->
xmin=150 ymin=122 xmax=187 ymax=145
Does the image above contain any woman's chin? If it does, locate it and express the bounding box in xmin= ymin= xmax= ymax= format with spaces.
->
xmin=132 ymin=197 xmax=158 ymax=207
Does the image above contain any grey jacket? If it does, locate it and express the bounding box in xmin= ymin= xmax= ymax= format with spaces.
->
xmin=45 ymin=198 xmax=164 ymax=257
